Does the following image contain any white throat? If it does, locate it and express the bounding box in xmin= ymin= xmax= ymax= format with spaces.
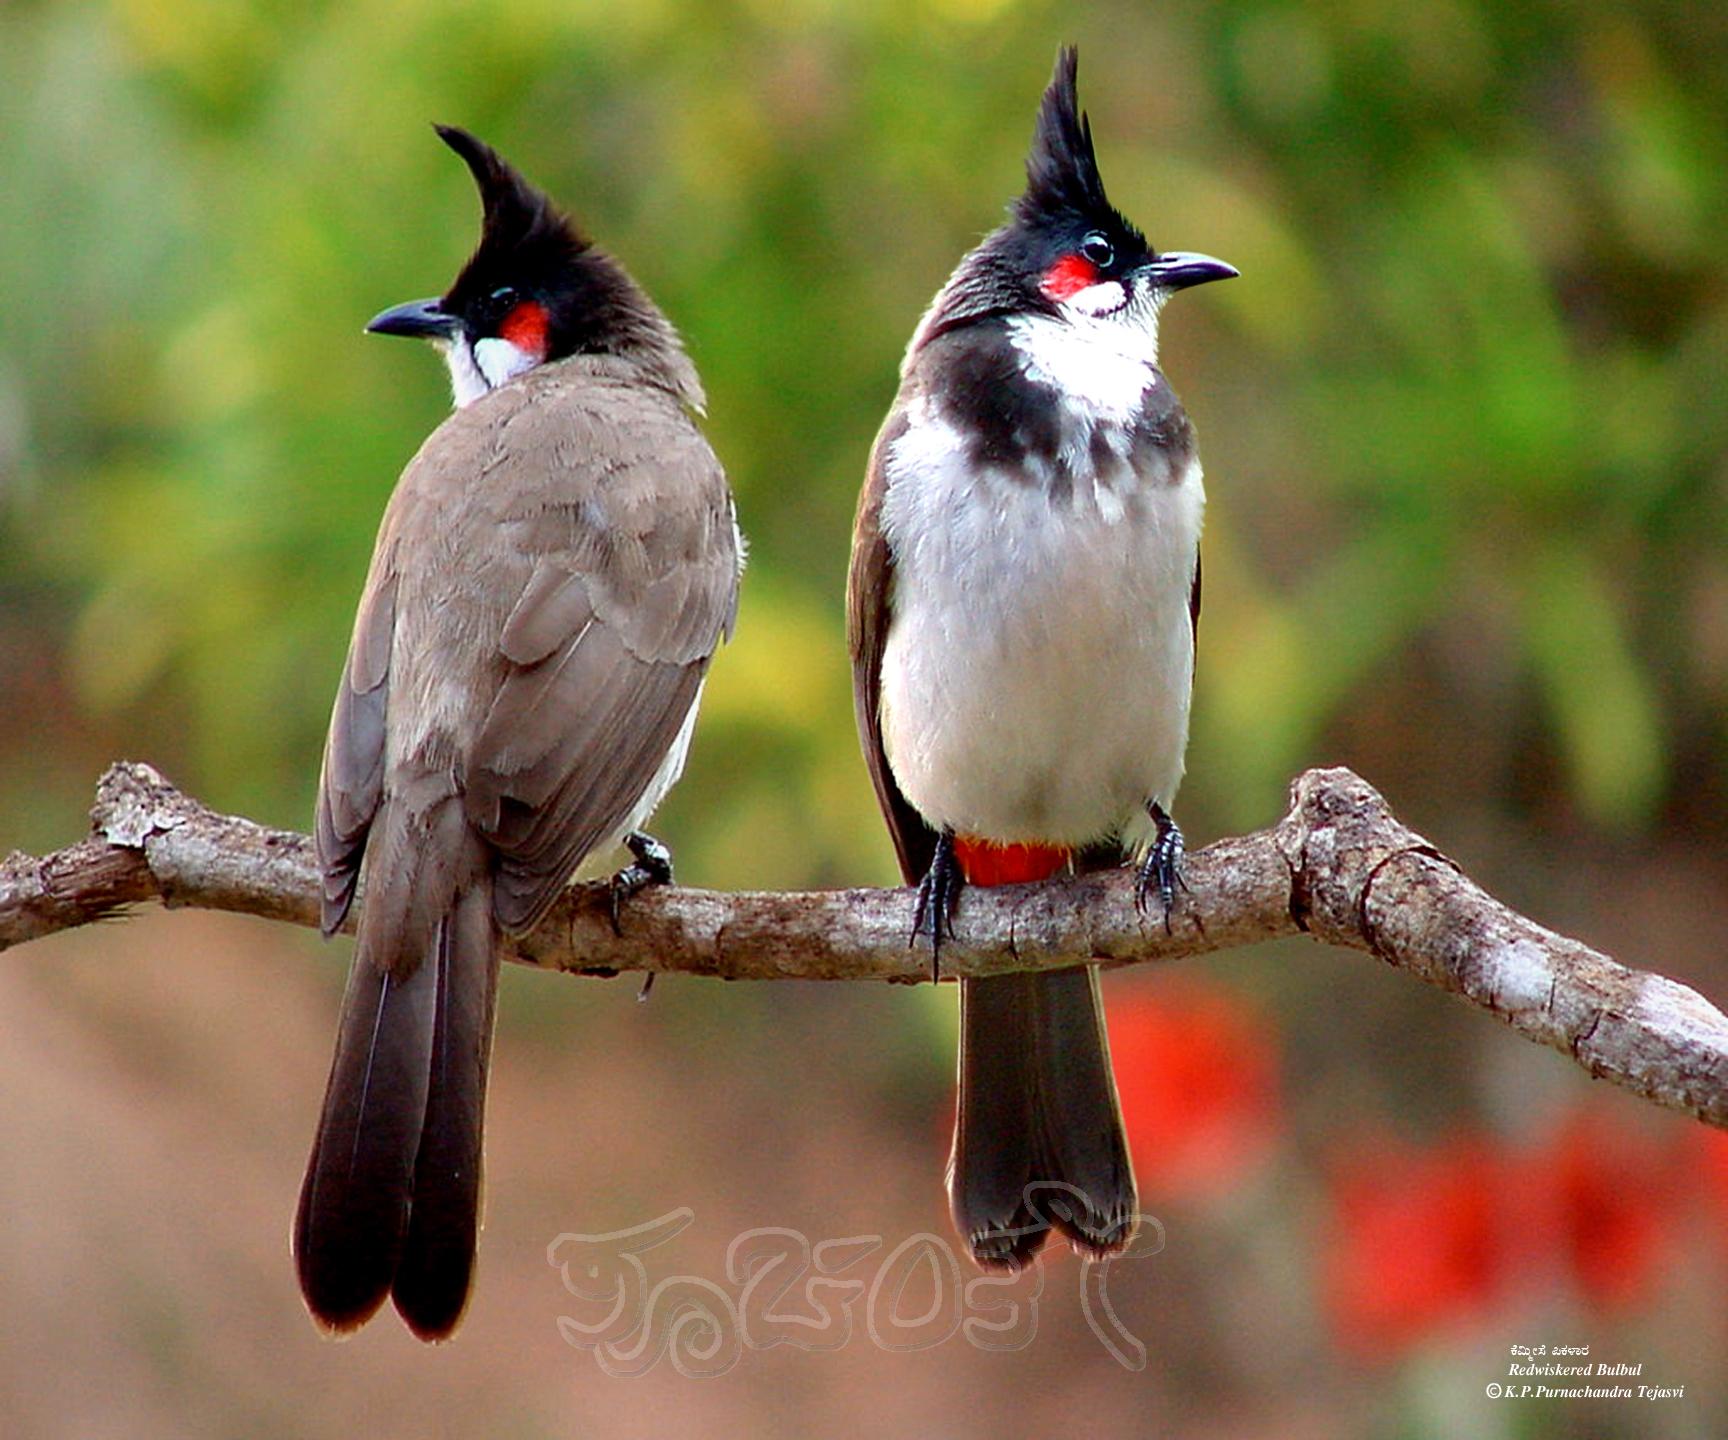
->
xmin=438 ymin=335 xmax=540 ymax=409
xmin=1004 ymin=289 xmax=1166 ymax=422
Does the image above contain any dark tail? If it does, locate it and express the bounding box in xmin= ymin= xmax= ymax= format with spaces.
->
xmin=294 ymin=869 xmax=499 ymax=1339
xmin=393 ymin=881 xmax=499 ymax=1337
xmin=950 ymin=967 xmax=1137 ymax=1269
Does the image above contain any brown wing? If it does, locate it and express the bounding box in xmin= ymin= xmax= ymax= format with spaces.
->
xmin=315 ymin=560 xmax=398 ymax=935
xmin=318 ymin=357 xmax=739 ymax=940
xmin=1189 ymin=546 xmax=1201 ymax=674
xmin=847 ymin=406 xmax=939 ymax=887
xmin=463 ymin=364 xmax=739 ymax=931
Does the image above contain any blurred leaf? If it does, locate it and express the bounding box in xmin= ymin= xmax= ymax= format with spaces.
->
xmin=1518 ymin=539 xmax=1666 ymax=826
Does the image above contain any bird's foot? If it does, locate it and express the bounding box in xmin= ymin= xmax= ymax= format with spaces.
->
xmin=610 ymin=830 xmax=674 ymax=937
xmin=911 ymin=829 xmax=963 ymax=982
xmin=1134 ymin=803 xmax=1185 ymax=934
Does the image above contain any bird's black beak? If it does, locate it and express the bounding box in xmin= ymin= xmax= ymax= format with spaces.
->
xmin=1143 ymin=252 xmax=1239 ymax=291
xmin=366 ymin=297 xmax=460 ymax=339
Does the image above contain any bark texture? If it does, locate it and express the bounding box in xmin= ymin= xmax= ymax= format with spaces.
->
xmin=4 ymin=761 xmax=1725 ymax=1130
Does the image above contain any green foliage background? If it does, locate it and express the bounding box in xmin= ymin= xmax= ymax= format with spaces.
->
xmin=3 ymin=0 xmax=1727 ymax=1433
xmin=8 ymin=0 xmax=1726 ymax=869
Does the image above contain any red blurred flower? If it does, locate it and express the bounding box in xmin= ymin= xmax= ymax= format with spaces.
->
xmin=1105 ymin=978 xmax=1280 ymax=1201
xmin=1539 ymin=1107 xmax=1671 ymax=1311
xmin=1325 ymin=1134 xmax=1506 ymax=1359
xmin=1691 ymin=1123 xmax=1728 ymax=1221
xmin=1324 ymin=1108 xmax=1681 ymax=1359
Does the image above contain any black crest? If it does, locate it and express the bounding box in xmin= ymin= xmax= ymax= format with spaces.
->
xmin=1016 ymin=47 xmax=1113 ymax=226
xmin=434 ymin=125 xmax=589 ymax=307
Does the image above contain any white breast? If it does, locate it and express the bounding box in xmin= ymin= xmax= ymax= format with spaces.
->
xmin=877 ymin=397 xmax=1202 ymax=853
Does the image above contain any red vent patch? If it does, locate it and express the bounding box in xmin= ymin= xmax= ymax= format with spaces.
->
xmin=953 ymin=836 xmax=1072 ymax=886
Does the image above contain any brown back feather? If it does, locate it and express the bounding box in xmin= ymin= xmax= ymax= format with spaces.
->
xmin=314 ymin=353 xmax=740 ymax=941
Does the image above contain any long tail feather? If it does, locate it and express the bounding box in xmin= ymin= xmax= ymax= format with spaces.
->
xmin=296 ymin=796 xmax=499 ymax=1339
xmin=294 ymin=937 xmax=439 ymax=1332
xmin=950 ymin=967 xmax=1136 ymax=1268
xmin=392 ymin=880 xmax=501 ymax=1339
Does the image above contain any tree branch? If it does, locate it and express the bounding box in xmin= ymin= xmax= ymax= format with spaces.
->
xmin=6 ymin=761 xmax=1727 ymax=1131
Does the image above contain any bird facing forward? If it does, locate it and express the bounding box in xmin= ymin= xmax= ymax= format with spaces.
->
xmin=848 ymin=48 xmax=1235 ymax=1268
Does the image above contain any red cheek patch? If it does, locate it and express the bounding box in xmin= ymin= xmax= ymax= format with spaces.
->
xmin=1039 ymin=253 xmax=1099 ymax=301
xmin=499 ymin=300 xmax=550 ymax=358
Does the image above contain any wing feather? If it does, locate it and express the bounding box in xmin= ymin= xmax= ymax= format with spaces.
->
xmin=419 ymin=362 xmax=739 ymax=928
xmin=316 ymin=568 xmax=399 ymax=934
xmin=847 ymin=408 xmax=939 ymax=886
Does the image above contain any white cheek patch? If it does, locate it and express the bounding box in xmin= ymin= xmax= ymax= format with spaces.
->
xmin=1065 ymin=279 xmax=1127 ymax=317
xmin=439 ymin=338 xmax=491 ymax=410
xmin=440 ymin=336 xmax=541 ymax=409
xmin=474 ymin=336 xmax=539 ymax=391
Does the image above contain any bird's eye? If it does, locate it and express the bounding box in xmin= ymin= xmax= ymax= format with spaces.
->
xmin=488 ymin=286 xmax=519 ymax=314
xmin=1080 ymin=233 xmax=1114 ymax=268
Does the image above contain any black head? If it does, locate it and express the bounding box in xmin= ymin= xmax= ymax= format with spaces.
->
xmin=368 ymin=126 xmax=698 ymax=408
xmin=1014 ymin=46 xmax=1144 ymax=267
xmin=913 ymin=47 xmax=1235 ymax=347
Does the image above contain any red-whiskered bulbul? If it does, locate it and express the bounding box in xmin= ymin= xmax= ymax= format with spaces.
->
xmin=295 ymin=126 xmax=741 ymax=1339
xmin=847 ymin=49 xmax=1235 ymax=1269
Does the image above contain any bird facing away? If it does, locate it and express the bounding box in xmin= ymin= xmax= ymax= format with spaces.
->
xmin=848 ymin=48 xmax=1236 ymax=1269
xmin=295 ymin=125 xmax=741 ymax=1339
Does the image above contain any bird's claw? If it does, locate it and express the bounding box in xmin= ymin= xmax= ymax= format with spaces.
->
xmin=912 ymin=829 xmax=963 ymax=982
xmin=1134 ymin=805 xmax=1184 ymax=935
xmin=609 ymin=830 xmax=674 ymax=937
